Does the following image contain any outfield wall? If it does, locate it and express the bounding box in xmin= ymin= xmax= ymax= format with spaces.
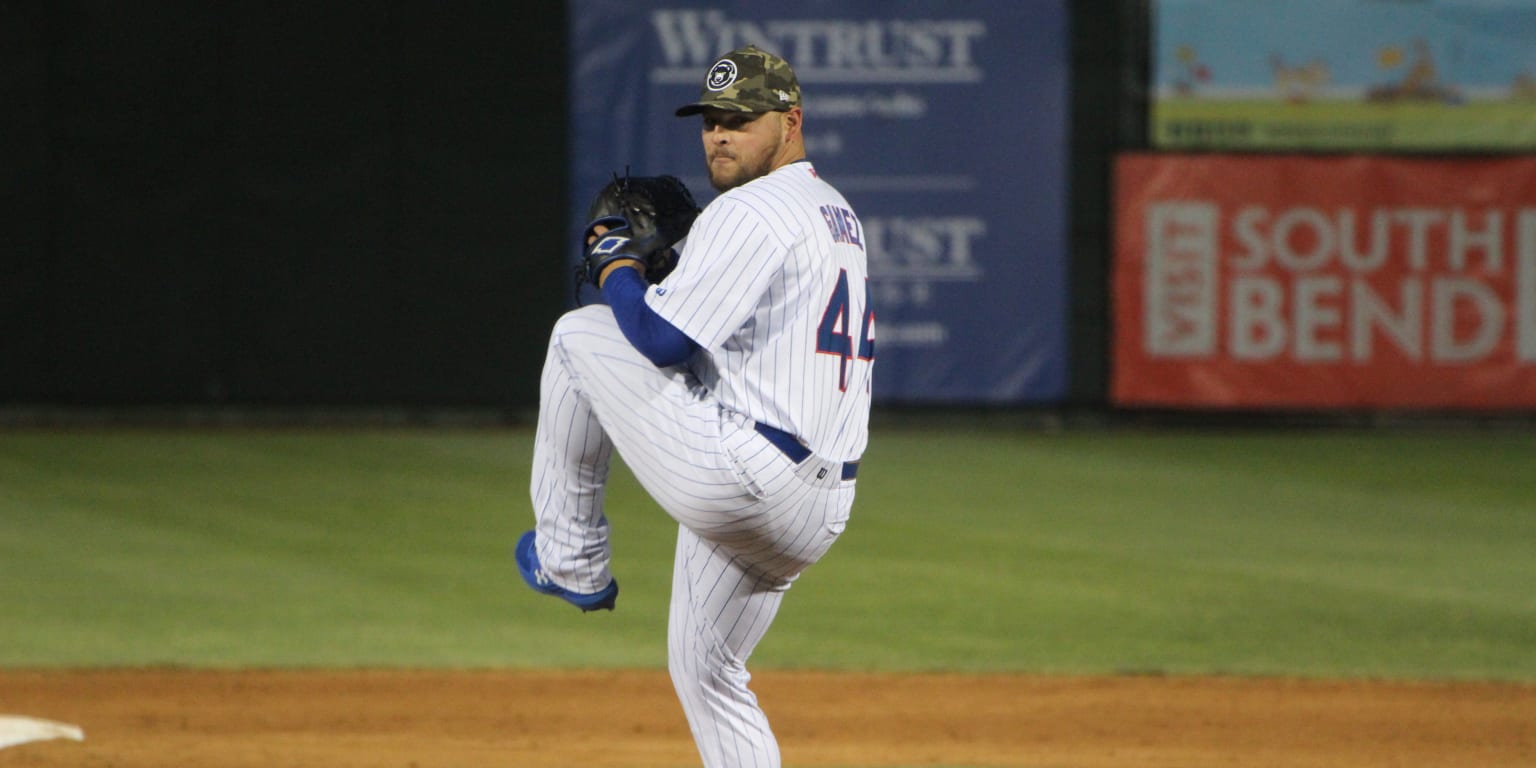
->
xmin=6 ymin=1 xmax=1529 ymax=415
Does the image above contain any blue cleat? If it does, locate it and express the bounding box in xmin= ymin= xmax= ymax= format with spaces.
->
xmin=515 ymin=530 xmax=618 ymax=612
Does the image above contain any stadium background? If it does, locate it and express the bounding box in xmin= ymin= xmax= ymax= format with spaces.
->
xmin=9 ymin=1 xmax=1534 ymax=421
xmin=0 ymin=0 xmax=1141 ymax=419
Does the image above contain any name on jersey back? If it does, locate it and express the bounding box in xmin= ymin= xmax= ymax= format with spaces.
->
xmin=819 ymin=205 xmax=865 ymax=251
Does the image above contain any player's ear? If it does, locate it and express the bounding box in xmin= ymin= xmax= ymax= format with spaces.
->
xmin=780 ymin=107 xmax=802 ymax=140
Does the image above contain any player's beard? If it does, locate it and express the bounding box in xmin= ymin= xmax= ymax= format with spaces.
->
xmin=707 ymin=136 xmax=781 ymax=192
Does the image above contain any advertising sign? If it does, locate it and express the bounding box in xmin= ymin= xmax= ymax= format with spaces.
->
xmin=1114 ymin=154 xmax=1536 ymax=409
xmin=1152 ymin=0 xmax=1536 ymax=150
xmin=569 ymin=1 xmax=1071 ymax=403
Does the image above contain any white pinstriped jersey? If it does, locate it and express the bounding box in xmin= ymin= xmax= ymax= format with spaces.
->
xmin=645 ymin=160 xmax=872 ymax=464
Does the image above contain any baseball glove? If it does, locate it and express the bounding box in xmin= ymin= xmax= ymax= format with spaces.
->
xmin=576 ymin=173 xmax=701 ymax=293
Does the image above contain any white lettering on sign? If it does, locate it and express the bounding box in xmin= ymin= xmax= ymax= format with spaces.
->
xmin=1232 ymin=206 xmax=1507 ymax=273
xmin=1145 ymin=202 xmax=1218 ymax=356
xmin=1142 ymin=202 xmax=1536 ymax=365
xmin=650 ymin=10 xmax=987 ymax=83
xmin=878 ymin=322 xmax=948 ymax=347
xmin=866 ymin=216 xmax=985 ymax=311
xmin=866 ymin=216 xmax=984 ymax=279
xmin=1521 ymin=210 xmax=1536 ymax=363
xmin=1228 ymin=275 xmax=1504 ymax=363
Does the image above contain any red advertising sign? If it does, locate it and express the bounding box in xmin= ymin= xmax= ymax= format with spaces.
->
xmin=1113 ymin=154 xmax=1536 ymax=408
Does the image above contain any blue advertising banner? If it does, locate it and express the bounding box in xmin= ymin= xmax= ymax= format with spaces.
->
xmin=569 ymin=1 xmax=1069 ymax=403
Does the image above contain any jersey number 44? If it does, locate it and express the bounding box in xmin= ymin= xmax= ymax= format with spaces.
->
xmin=816 ymin=268 xmax=875 ymax=392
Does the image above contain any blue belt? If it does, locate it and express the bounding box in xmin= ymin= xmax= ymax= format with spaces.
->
xmin=753 ymin=422 xmax=859 ymax=481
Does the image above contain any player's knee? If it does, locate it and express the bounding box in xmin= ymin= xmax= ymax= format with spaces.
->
xmin=666 ymin=637 xmax=697 ymax=688
xmin=551 ymin=304 xmax=611 ymax=336
xmin=667 ymin=652 xmax=693 ymax=699
xmin=549 ymin=304 xmax=620 ymax=353
xmin=669 ymin=646 xmax=751 ymax=705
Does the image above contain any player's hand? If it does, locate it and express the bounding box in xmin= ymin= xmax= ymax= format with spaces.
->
xmin=582 ymin=217 xmax=648 ymax=288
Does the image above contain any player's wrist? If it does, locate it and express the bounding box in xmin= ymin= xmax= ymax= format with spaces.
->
xmin=597 ymin=258 xmax=645 ymax=287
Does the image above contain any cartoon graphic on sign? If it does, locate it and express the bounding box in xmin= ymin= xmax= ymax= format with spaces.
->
xmin=1367 ymin=39 xmax=1463 ymax=104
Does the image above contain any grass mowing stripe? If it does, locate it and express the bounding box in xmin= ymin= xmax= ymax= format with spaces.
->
xmin=1 ymin=428 xmax=1532 ymax=679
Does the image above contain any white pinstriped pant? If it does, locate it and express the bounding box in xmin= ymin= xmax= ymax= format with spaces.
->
xmin=530 ymin=305 xmax=854 ymax=768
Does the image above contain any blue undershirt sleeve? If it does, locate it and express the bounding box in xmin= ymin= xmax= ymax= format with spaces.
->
xmin=601 ymin=267 xmax=699 ymax=367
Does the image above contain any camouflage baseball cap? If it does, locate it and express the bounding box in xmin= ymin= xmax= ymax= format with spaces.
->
xmin=674 ymin=45 xmax=801 ymax=117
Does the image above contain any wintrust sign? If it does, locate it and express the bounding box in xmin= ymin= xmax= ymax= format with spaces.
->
xmin=1115 ymin=154 xmax=1536 ymax=408
xmin=649 ymin=9 xmax=986 ymax=83
xmin=569 ymin=0 xmax=1072 ymax=402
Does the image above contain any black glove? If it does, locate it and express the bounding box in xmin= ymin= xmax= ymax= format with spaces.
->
xmin=576 ymin=173 xmax=700 ymax=291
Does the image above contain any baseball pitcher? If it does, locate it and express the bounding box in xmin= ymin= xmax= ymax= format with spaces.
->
xmin=516 ymin=45 xmax=873 ymax=768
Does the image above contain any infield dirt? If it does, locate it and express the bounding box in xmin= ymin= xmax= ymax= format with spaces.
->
xmin=2 ymin=669 xmax=1532 ymax=767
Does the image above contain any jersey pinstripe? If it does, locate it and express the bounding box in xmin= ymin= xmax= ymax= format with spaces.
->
xmin=645 ymin=161 xmax=872 ymax=464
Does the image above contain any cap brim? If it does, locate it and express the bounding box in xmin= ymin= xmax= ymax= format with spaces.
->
xmin=674 ymin=100 xmax=782 ymax=117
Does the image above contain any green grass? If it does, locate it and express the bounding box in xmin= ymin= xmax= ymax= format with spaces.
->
xmin=2 ymin=427 xmax=1533 ymax=680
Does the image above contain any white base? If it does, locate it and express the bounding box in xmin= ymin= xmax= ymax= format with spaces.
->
xmin=0 ymin=716 xmax=85 ymax=750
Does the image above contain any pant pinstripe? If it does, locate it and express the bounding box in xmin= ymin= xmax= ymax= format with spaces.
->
xmin=531 ymin=306 xmax=854 ymax=767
